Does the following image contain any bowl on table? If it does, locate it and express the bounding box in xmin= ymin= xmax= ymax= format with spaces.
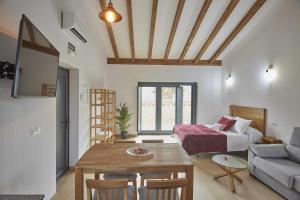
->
xmin=126 ymin=146 xmax=153 ymax=157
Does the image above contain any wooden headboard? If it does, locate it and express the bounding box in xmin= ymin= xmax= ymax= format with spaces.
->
xmin=230 ymin=105 xmax=266 ymax=135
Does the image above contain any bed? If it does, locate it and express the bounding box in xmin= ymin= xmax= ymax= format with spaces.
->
xmin=173 ymin=105 xmax=266 ymax=155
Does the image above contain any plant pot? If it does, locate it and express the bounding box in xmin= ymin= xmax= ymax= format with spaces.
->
xmin=121 ymin=131 xmax=128 ymax=139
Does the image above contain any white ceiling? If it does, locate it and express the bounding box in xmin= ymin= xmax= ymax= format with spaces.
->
xmin=85 ymin=0 xmax=272 ymax=61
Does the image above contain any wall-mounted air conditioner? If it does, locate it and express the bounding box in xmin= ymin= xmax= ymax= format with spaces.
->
xmin=61 ymin=12 xmax=88 ymax=45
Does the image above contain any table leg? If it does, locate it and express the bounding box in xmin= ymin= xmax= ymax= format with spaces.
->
xmin=75 ymin=168 xmax=83 ymax=200
xmin=214 ymin=172 xmax=229 ymax=180
xmin=214 ymin=165 xmax=245 ymax=193
xmin=229 ymin=169 xmax=236 ymax=193
xmin=232 ymin=174 xmax=243 ymax=183
xmin=186 ymin=166 xmax=194 ymax=200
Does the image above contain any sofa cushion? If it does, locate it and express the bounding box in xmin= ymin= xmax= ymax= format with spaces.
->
xmin=286 ymin=145 xmax=300 ymax=164
xmin=294 ymin=176 xmax=300 ymax=193
xmin=290 ymin=127 xmax=300 ymax=147
xmin=253 ymin=157 xmax=300 ymax=188
xmin=251 ymin=144 xmax=288 ymax=158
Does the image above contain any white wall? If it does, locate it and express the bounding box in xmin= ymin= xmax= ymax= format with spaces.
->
xmin=107 ymin=65 xmax=222 ymax=134
xmin=221 ymin=0 xmax=300 ymax=143
xmin=0 ymin=33 xmax=57 ymax=199
xmin=0 ymin=0 xmax=107 ymax=199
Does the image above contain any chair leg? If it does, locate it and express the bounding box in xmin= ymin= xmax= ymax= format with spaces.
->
xmin=140 ymin=177 xmax=144 ymax=186
xmin=173 ymin=172 xmax=178 ymax=179
xmin=133 ymin=179 xmax=137 ymax=200
xmin=95 ymin=172 xmax=100 ymax=180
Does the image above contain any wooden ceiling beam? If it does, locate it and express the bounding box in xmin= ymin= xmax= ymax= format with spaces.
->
xmin=107 ymin=58 xmax=222 ymax=66
xmin=25 ymin=20 xmax=36 ymax=45
xmin=164 ymin=0 xmax=185 ymax=61
xmin=99 ymin=0 xmax=119 ymax=61
xmin=194 ymin=0 xmax=239 ymax=63
xmin=209 ymin=0 xmax=267 ymax=62
xmin=178 ymin=0 xmax=212 ymax=63
xmin=22 ymin=40 xmax=59 ymax=57
xmin=148 ymin=0 xmax=159 ymax=62
xmin=127 ymin=0 xmax=135 ymax=62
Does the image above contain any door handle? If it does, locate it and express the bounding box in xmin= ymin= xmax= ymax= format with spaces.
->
xmin=61 ymin=120 xmax=70 ymax=132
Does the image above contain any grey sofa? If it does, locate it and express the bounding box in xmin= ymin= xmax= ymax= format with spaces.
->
xmin=249 ymin=127 xmax=300 ymax=200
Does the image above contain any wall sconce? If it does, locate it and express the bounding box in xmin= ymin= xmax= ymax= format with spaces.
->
xmin=225 ymin=74 xmax=233 ymax=87
xmin=265 ymin=64 xmax=276 ymax=82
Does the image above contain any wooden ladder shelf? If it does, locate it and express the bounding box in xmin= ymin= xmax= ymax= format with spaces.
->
xmin=90 ymin=89 xmax=116 ymax=146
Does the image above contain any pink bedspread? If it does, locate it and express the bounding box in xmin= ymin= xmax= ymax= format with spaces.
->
xmin=173 ymin=124 xmax=227 ymax=155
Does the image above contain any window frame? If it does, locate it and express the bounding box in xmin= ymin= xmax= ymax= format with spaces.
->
xmin=137 ymin=82 xmax=197 ymax=135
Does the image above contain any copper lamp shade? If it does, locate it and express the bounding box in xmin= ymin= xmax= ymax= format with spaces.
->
xmin=99 ymin=1 xmax=122 ymax=23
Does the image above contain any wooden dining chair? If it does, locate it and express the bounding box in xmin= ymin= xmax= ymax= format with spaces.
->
xmin=86 ymin=179 xmax=134 ymax=200
xmin=138 ymin=179 xmax=187 ymax=200
xmin=103 ymin=140 xmax=138 ymax=200
xmin=140 ymin=140 xmax=172 ymax=186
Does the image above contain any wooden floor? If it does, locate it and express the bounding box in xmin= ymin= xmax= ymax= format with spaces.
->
xmin=53 ymin=153 xmax=284 ymax=200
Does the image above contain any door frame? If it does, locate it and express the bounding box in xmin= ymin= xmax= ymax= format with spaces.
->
xmin=56 ymin=66 xmax=70 ymax=180
xmin=137 ymin=82 xmax=197 ymax=135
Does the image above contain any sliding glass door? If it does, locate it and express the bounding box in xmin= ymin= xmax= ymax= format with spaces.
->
xmin=138 ymin=82 xmax=197 ymax=134
xmin=139 ymin=87 xmax=156 ymax=131
xmin=161 ymin=87 xmax=176 ymax=130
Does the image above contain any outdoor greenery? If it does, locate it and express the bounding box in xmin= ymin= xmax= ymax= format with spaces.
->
xmin=116 ymin=103 xmax=133 ymax=132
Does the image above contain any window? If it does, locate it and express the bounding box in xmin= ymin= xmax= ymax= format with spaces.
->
xmin=140 ymin=87 xmax=156 ymax=130
xmin=138 ymin=82 xmax=197 ymax=134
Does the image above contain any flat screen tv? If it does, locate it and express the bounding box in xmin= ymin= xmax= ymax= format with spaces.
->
xmin=12 ymin=14 xmax=59 ymax=97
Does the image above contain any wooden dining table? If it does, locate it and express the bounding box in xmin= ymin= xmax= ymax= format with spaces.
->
xmin=75 ymin=143 xmax=194 ymax=200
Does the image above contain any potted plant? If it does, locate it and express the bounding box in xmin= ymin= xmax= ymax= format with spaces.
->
xmin=116 ymin=103 xmax=133 ymax=139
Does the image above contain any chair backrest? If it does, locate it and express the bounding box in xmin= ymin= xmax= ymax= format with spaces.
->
xmin=114 ymin=140 xmax=136 ymax=144
xmin=142 ymin=139 xmax=164 ymax=143
xmin=146 ymin=179 xmax=187 ymax=200
xmin=86 ymin=179 xmax=130 ymax=200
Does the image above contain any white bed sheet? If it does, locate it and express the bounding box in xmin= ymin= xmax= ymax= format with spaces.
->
xmin=223 ymin=130 xmax=249 ymax=152
xmin=206 ymin=124 xmax=250 ymax=151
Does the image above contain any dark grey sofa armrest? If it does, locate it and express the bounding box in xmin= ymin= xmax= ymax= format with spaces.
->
xmin=250 ymin=144 xmax=288 ymax=158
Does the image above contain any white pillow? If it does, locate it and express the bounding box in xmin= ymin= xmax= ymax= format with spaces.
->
xmin=246 ymin=127 xmax=263 ymax=144
xmin=231 ymin=117 xmax=252 ymax=134
xmin=211 ymin=123 xmax=226 ymax=131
